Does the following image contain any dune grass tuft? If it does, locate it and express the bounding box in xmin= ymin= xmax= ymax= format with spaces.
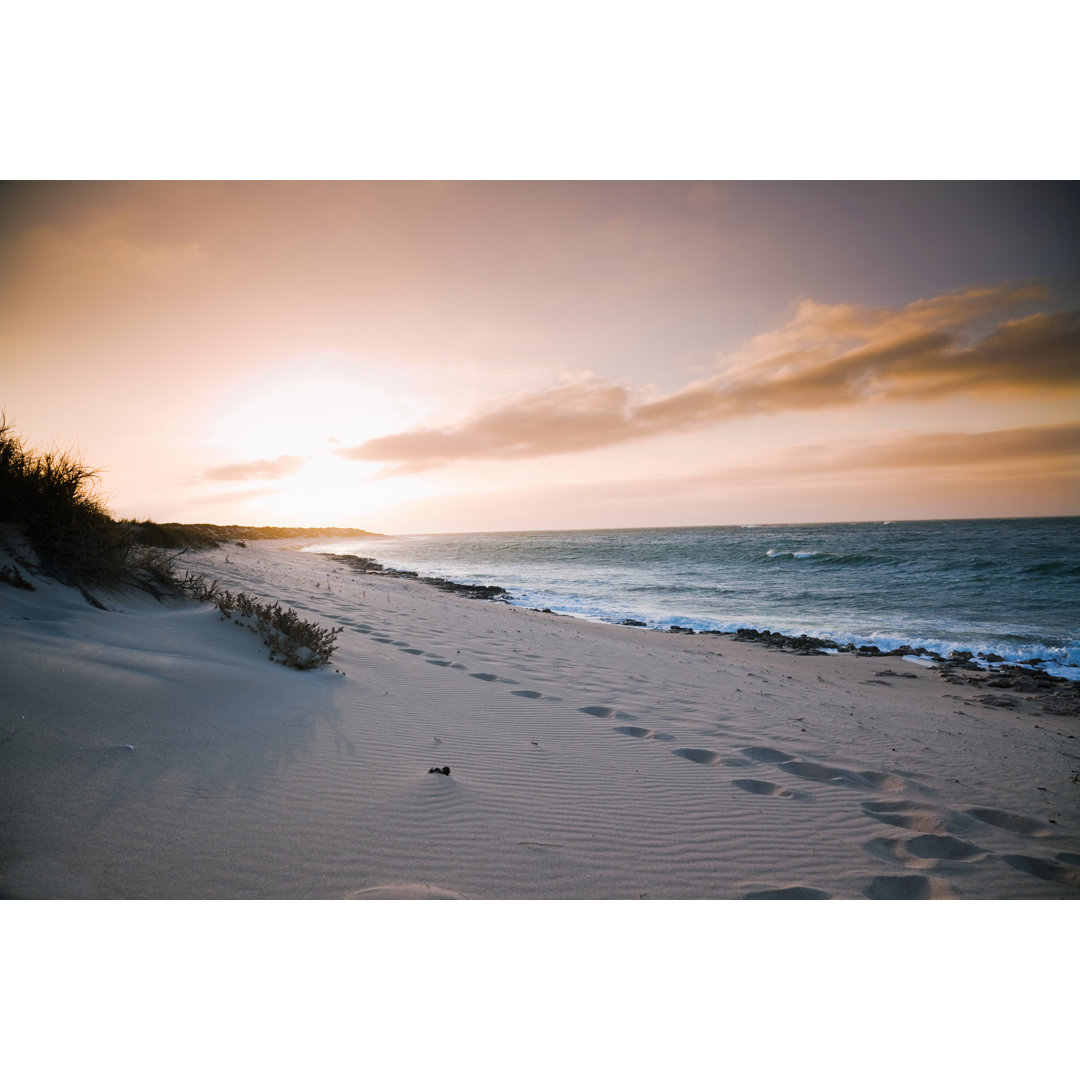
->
xmin=2 ymin=417 xmax=344 ymax=668
xmin=178 ymin=574 xmax=343 ymax=670
xmin=0 ymin=415 xmax=133 ymax=587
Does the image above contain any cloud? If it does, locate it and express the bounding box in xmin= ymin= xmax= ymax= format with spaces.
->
xmin=374 ymin=422 xmax=1080 ymax=533
xmin=337 ymin=284 xmax=1079 ymax=472
xmin=337 ymin=382 xmax=635 ymax=472
xmin=203 ymin=455 xmax=306 ymax=482
xmin=818 ymin=421 xmax=1080 ymax=473
xmin=572 ymin=422 xmax=1080 ymax=502
xmin=720 ymin=422 xmax=1080 ymax=485
xmin=624 ymin=422 xmax=1080 ymax=495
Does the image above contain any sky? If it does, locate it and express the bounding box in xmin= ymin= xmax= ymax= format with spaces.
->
xmin=2 ymin=180 xmax=1078 ymax=533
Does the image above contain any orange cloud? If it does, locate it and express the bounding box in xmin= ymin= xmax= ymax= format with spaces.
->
xmin=338 ymin=285 xmax=1079 ymax=472
xmin=204 ymin=455 xmax=306 ymax=482
xmin=377 ymin=422 xmax=1080 ymax=533
xmin=744 ymin=422 xmax=1080 ymax=481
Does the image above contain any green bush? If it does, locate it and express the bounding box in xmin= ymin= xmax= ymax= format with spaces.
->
xmin=178 ymin=574 xmax=343 ymax=670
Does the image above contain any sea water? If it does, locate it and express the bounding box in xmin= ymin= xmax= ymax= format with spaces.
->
xmin=309 ymin=517 xmax=1080 ymax=678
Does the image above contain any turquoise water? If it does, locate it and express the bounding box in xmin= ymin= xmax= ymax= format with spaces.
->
xmin=310 ymin=517 xmax=1080 ymax=677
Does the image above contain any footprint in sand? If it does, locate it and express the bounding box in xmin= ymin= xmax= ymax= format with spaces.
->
xmin=962 ymin=807 xmax=1053 ymax=837
xmin=861 ymin=800 xmax=948 ymax=834
xmin=732 ymin=778 xmax=809 ymax=800
xmin=744 ymin=886 xmax=832 ymax=900
xmin=905 ymin=834 xmax=984 ymax=861
xmin=740 ymin=746 xmax=796 ymax=764
xmin=402 ymin=648 xmax=424 ymax=655
xmin=580 ymin=705 xmax=616 ymax=718
xmin=865 ymin=836 xmax=935 ymax=869
xmin=779 ymin=760 xmax=905 ymax=791
xmin=865 ymin=833 xmax=984 ymax=868
xmin=612 ymin=725 xmax=675 ymax=741
xmin=511 ymin=690 xmax=543 ymax=699
xmin=426 ymin=659 xmax=452 ymax=667
xmin=672 ymin=747 xmax=723 ymax=765
xmin=614 ymin=725 xmax=652 ymax=738
xmin=372 ymin=636 xmax=393 ymax=643
xmin=778 ymin=760 xmax=849 ymax=784
xmin=864 ymin=874 xmax=936 ymax=899
xmin=853 ymin=770 xmax=907 ymax=792
xmin=470 ymin=672 xmax=499 ymax=682
xmin=1001 ymin=855 xmax=1080 ymax=887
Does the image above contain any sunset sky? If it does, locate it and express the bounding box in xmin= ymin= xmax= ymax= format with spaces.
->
xmin=2 ymin=180 xmax=1077 ymax=533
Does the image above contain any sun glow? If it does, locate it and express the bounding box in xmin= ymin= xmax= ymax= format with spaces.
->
xmin=4 ymin=183 xmax=1076 ymax=532
xmin=236 ymin=455 xmax=436 ymax=527
xmin=199 ymin=354 xmax=432 ymax=464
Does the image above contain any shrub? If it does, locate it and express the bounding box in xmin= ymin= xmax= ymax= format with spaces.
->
xmin=178 ymin=574 xmax=343 ymax=670
xmin=0 ymin=416 xmax=131 ymax=586
xmin=2 ymin=418 xmax=343 ymax=670
xmin=123 ymin=520 xmax=222 ymax=550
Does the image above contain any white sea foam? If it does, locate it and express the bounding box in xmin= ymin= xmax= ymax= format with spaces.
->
xmin=308 ymin=518 xmax=1080 ymax=680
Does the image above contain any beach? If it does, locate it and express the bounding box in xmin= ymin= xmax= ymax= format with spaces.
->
xmin=2 ymin=534 xmax=1077 ymax=900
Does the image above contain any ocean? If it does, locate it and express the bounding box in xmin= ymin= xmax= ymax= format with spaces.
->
xmin=308 ymin=517 xmax=1080 ymax=678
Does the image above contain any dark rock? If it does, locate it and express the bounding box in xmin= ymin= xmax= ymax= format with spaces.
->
xmin=428 ymin=766 xmax=451 ymax=776
xmin=976 ymin=694 xmax=1019 ymax=708
xmin=325 ymin=552 xmax=509 ymax=601
xmin=621 ymin=619 xmax=647 ymax=627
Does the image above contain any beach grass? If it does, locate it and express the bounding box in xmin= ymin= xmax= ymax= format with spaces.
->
xmin=178 ymin=573 xmax=343 ymax=670
xmin=1 ymin=417 xmax=343 ymax=668
xmin=0 ymin=415 xmax=133 ymax=588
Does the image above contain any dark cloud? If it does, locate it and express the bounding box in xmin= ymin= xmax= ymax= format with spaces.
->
xmin=338 ymin=286 xmax=1080 ymax=472
xmin=204 ymin=455 xmax=305 ymax=482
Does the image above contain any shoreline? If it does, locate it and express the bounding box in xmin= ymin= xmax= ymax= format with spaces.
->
xmin=299 ymin=520 xmax=1080 ymax=678
xmin=2 ymin=535 xmax=1077 ymax=899
xmin=315 ymin=549 xmax=1080 ymax=690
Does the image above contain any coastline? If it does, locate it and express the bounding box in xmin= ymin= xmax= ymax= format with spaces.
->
xmin=303 ymin=519 xmax=1080 ymax=680
xmin=316 ymin=549 xmax=1080 ymax=696
xmin=2 ymin=535 xmax=1078 ymax=899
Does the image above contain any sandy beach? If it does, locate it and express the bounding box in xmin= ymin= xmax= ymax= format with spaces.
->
xmin=2 ymin=535 xmax=1077 ymax=900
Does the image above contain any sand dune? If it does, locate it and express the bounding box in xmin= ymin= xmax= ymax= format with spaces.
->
xmin=1 ymin=537 xmax=1077 ymax=899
